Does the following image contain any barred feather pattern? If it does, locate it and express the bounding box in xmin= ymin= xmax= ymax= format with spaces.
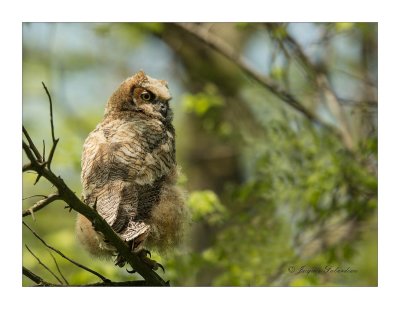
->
xmin=81 ymin=116 xmax=175 ymax=243
xmin=77 ymin=71 xmax=186 ymax=258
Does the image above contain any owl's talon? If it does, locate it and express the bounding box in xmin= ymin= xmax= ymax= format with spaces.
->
xmin=137 ymin=249 xmax=164 ymax=272
xmin=64 ymin=204 xmax=72 ymax=212
xmin=126 ymin=268 xmax=136 ymax=274
xmin=156 ymin=262 xmax=165 ymax=273
xmin=142 ymin=249 xmax=151 ymax=258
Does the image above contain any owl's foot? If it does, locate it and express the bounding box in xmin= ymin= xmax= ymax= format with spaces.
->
xmin=114 ymin=250 xmax=165 ymax=273
xmin=138 ymin=249 xmax=165 ymax=272
xmin=114 ymin=253 xmax=127 ymax=268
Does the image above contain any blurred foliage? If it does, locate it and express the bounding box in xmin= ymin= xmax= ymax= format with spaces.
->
xmin=188 ymin=190 xmax=227 ymax=224
xmin=23 ymin=22 xmax=377 ymax=287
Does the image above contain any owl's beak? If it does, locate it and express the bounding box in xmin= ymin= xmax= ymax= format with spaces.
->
xmin=159 ymin=101 xmax=169 ymax=117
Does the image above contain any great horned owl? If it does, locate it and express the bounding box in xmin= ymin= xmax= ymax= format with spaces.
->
xmin=76 ymin=71 xmax=187 ymax=269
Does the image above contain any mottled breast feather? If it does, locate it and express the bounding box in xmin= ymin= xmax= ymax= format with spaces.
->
xmin=81 ymin=114 xmax=175 ymax=242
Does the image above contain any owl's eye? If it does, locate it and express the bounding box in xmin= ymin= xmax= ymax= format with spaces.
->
xmin=140 ymin=91 xmax=154 ymax=101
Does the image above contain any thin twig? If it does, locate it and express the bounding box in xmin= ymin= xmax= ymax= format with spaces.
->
xmin=22 ymin=84 xmax=169 ymax=286
xmin=23 ymin=126 xmax=43 ymax=162
xmin=22 ymin=151 xmax=168 ymax=286
xmin=268 ymin=24 xmax=355 ymax=151
xmin=23 ymin=194 xmax=48 ymax=201
xmin=41 ymin=82 xmax=56 ymax=143
xmin=23 ymin=222 xmax=111 ymax=283
xmin=42 ymin=82 xmax=59 ymax=171
xmin=22 ymin=193 xmax=60 ymax=218
xmin=174 ymin=23 xmax=326 ymax=125
xmin=23 ymin=266 xmax=53 ymax=286
xmin=25 ymin=245 xmax=64 ymax=285
xmin=49 ymin=251 xmax=69 ymax=285
xmin=23 ymin=163 xmax=32 ymax=172
xmin=42 ymin=140 xmax=46 ymax=160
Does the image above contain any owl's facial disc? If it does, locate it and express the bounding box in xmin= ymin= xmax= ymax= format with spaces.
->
xmin=132 ymin=87 xmax=171 ymax=120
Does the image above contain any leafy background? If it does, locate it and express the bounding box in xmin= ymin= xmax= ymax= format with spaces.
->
xmin=22 ymin=22 xmax=377 ymax=286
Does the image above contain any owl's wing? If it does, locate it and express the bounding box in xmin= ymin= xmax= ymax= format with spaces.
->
xmin=81 ymin=120 xmax=174 ymax=242
xmin=92 ymin=180 xmax=150 ymax=242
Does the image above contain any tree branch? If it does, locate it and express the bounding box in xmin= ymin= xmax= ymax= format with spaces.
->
xmin=22 ymin=266 xmax=149 ymax=287
xmin=23 ymin=266 xmax=54 ymax=286
xmin=23 ymin=126 xmax=43 ymax=162
xmin=23 ymin=221 xmax=110 ymax=283
xmin=22 ymin=83 xmax=169 ymax=286
xmin=267 ymin=24 xmax=355 ymax=151
xmin=48 ymin=251 xmax=69 ymax=285
xmin=174 ymin=23 xmax=328 ymax=125
xmin=22 ymin=193 xmax=60 ymax=218
xmin=25 ymin=245 xmax=64 ymax=285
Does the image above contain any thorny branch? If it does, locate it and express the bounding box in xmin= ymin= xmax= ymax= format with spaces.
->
xmin=23 ymin=266 xmax=53 ymax=286
xmin=41 ymin=82 xmax=59 ymax=171
xmin=22 ymin=193 xmax=60 ymax=218
xmin=22 ymin=83 xmax=169 ymax=287
xmin=22 ymin=266 xmax=148 ymax=286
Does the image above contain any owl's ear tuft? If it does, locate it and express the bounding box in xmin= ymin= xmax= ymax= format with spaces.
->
xmin=160 ymin=80 xmax=169 ymax=88
xmin=136 ymin=70 xmax=147 ymax=80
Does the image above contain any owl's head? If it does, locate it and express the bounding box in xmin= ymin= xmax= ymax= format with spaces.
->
xmin=105 ymin=71 xmax=173 ymax=122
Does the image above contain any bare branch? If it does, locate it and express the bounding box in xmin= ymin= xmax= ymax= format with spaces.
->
xmin=49 ymin=251 xmax=69 ymax=285
xmin=317 ymin=75 xmax=355 ymax=151
xmin=23 ymin=266 xmax=53 ymax=286
xmin=22 ymin=83 xmax=169 ymax=286
xmin=25 ymin=245 xmax=64 ymax=285
xmin=22 ymin=150 xmax=168 ymax=285
xmin=268 ymin=24 xmax=355 ymax=151
xmin=42 ymin=139 xmax=46 ymax=160
xmin=23 ymin=140 xmax=39 ymax=164
xmin=41 ymin=82 xmax=59 ymax=171
xmin=23 ymin=222 xmax=110 ymax=283
xmin=23 ymin=194 xmax=48 ymax=201
xmin=41 ymin=82 xmax=56 ymax=143
xmin=23 ymin=126 xmax=43 ymax=162
xmin=22 ymin=163 xmax=32 ymax=172
xmin=174 ymin=23 xmax=326 ymax=126
xmin=22 ymin=193 xmax=60 ymax=218
xmin=22 ymin=266 xmax=148 ymax=287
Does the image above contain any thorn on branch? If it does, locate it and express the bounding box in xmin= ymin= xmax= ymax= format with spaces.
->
xmin=47 ymin=138 xmax=59 ymax=171
xmin=42 ymin=140 xmax=46 ymax=160
xmin=22 ymin=193 xmax=61 ymax=218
